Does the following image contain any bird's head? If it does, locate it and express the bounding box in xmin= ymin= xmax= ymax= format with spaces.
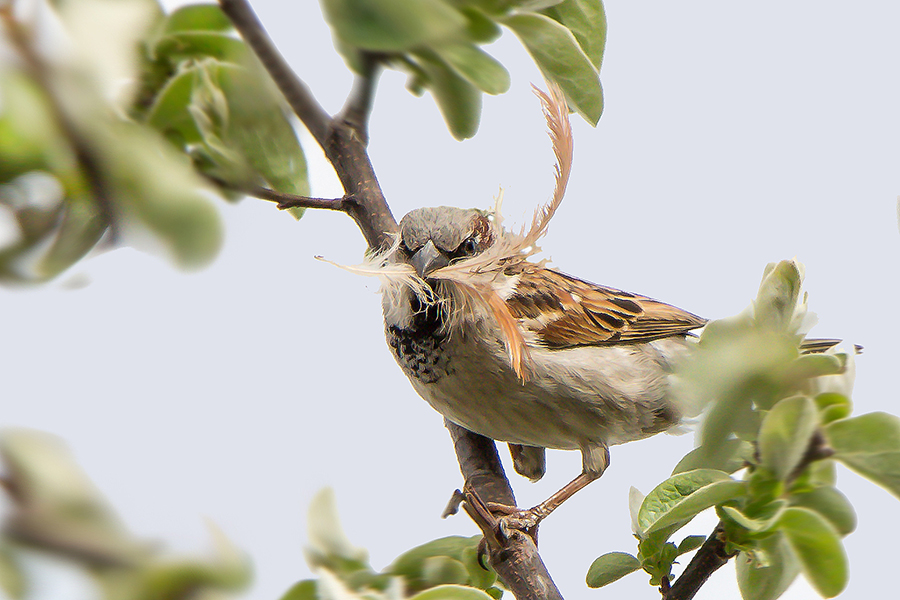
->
xmin=397 ymin=207 xmax=495 ymax=279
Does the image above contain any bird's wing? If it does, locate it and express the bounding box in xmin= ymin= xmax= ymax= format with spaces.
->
xmin=506 ymin=268 xmax=707 ymax=349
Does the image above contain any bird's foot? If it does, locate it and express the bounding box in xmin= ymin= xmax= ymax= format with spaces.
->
xmin=485 ymin=502 xmax=547 ymax=541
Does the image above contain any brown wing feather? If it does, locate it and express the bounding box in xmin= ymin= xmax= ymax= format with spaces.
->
xmin=506 ymin=268 xmax=707 ymax=349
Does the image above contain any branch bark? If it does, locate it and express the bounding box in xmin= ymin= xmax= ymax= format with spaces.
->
xmin=220 ymin=3 xmax=560 ymax=598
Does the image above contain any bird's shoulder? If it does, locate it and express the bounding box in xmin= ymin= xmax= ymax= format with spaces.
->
xmin=503 ymin=265 xmax=707 ymax=349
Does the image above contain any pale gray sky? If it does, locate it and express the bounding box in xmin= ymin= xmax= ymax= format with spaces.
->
xmin=2 ymin=1 xmax=898 ymax=599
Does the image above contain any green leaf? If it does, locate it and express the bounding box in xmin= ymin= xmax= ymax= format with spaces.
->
xmin=825 ymin=412 xmax=900 ymax=498
xmin=501 ymin=12 xmax=602 ymax=124
xmin=789 ymin=487 xmax=856 ymax=536
xmin=164 ymin=3 xmax=233 ymax=34
xmin=758 ymin=396 xmax=818 ymax=481
xmin=37 ymin=201 xmax=107 ymax=279
xmin=736 ymin=533 xmax=800 ymax=600
xmin=720 ymin=500 xmax=786 ymax=533
xmin=322 ymin=0 xmax=467 ymax=52
xmin=413 ymin=51 xmax=482 ymax=140
xmin=542 ymin=0 xmax=607 ymax=69
xmin=776 ymin=507 xmax=848 ymax=597
xmin=676 ymin=535 xmax=706 ymax=556
xmin=434 ymin=43 xmax=510 ymax=95
xmin=638 ymin=470 xmax=745 ymax=535
xmin=278 ymin=580 xmax=317 ymax=600
xmin=408 ymin=585 xmax=494 ymax=600
xmin=585 ymin=552 xmax=641 ymax=588
xmin=754 ymin=260 xmax=802 ymax=332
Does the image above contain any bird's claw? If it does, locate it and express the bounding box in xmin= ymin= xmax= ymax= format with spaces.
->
xmin=485 ymin=502 xmax=543 ymax=541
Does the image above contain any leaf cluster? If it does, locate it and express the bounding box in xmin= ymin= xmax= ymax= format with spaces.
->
xmin=281 ymin=489 xmax=503 ymax=600
xmin=321 ymin=0 xmax=606 ymax=139
xmin=587 ymin=260 xmax=900 ymax=600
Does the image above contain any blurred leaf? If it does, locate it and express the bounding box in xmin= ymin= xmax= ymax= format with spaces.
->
xmin=102 ymin=123 xmax=222 ymax=268
xmin=783 ymin=353 xmax=844 ymax=385
xmin=408 ymin=585 xmax=494 ymax=600
xmin=676 ymin=535 xmax=706 ymax=556
xmin=305 ymin=488 xmax=369 ymax=571
xmin=459 ymin=7 xmax=502 ymax=42
xmin=422 ymin=556 xmax=469 ymax=587
xmin=322 ymin=0 xmax=466 ymax=52
xmin=387 ymin=536 xmax=493 ymax=593
xmin=585 ymin=552 xmax=640 ymax=588
xmin=789 ymin=487 xmax=856 ymax=536
xmin=164 ymin=3 xmax=233 ymax=34
xmin=815 ymin=393 xmax=852 ymax=424
xmin=638 ymin=469 xmax=744 ymax=535
xmin=147 ymin=66 xmax=204 ymax=144
xmin=38 ymin=200 xmax=107 ymax=279
xmin=776 ymin=507 xmax=847 ymax=597
xmin=501 ymin=12 xmax=602 ymax=124
xmin=758 ymin=396 xmax=818 ymax=481
xmin=672 ymin=438 xmax=752 ymax=475
xmin=434 ymin=43 xmax=510 ymax=95
xmin=542 ymin=0 xmax=607 ymax=69
xmin=154 ymin=31 xmax=249 ymax=63
xmin=735 ymin=533 xmax=800 ymax=600
xmin=412 ymin=51 xmax=482 ymax=140
xmin=754 ymin=260 xmax=802 ymax=332
xmin=279 ymin=580 xmax=317 ymax=600
xmin=825 ymin=412 xmax=900 ymax=499
xmin=0 ymin=543 xmax=26 ymax=599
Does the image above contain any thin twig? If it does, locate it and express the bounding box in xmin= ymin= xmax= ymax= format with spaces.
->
xmin=207 ymin=176 xmax=352 ymax=211
xmin=218 ymin=0 xmax=331 ymax=147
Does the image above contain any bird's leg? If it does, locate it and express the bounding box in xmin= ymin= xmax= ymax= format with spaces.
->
xmin=489 ymin=444 xmax=610 ymax=537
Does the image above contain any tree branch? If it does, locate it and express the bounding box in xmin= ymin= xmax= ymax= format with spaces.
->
xmin=445 ymin=422 xmax=563 ymax=600
xmin=206 ymin=176 xmax=352 ymax=211
xmin=220 ymin=4 xmax=556 ymax=596
xmin=336 ymin=52 xmax=383 ymax=145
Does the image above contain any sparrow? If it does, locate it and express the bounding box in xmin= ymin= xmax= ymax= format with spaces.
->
xmin=380 ymin=204 xmax=705 ymax=527
xmin=364 ymin=87 xmax=847 ymax=529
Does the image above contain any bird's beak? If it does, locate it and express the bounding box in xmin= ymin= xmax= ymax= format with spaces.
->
xmin=410 ymin=240 xmax=449 ymax=279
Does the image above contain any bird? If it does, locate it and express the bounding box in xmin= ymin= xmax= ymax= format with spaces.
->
xmin=380 ymin=203 xmax=706 ymax=529
xmin=361 ymin=85 xmax=710 ymax=529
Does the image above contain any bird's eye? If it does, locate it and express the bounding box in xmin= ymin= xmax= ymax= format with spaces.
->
xmin=460 ymin=238 xmax=478 ymax=256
